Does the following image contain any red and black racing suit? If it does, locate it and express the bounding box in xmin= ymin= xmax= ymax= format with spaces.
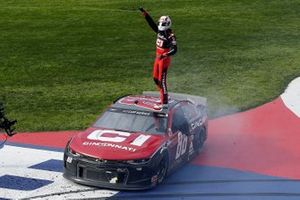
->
xmin=141 ymin=11 xmax=177 ymax=105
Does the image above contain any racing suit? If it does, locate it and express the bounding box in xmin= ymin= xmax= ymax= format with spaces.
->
xmin=141 ymin=11 xmax=177 ymax=105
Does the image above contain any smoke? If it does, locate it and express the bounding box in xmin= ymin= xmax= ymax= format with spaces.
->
xmin=207 ymin=91 xmax=241 ymax=118
xmin=210 ymin=103 xmax=241 ymax=119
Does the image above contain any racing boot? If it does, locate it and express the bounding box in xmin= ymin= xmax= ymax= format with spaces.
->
xmin=153 ymin=104 xmax=168 ymax=112
xmin=153 ymin=104 xmax=162 ymax=110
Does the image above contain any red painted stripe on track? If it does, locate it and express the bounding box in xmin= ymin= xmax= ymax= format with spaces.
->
xmin=193 ymin=97 xmax=300 ymax=179
xmin=6 ymin=131 xmax=80 ymax=149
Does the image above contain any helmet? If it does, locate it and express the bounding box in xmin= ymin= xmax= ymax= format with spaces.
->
xmin=158 ymin=16 xmax=171 ymax=31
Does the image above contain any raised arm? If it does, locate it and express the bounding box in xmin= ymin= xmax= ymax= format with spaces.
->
xmin=139 ymin=7 xmax=158 ymax=33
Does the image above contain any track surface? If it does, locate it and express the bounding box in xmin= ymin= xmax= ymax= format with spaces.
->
xmin=1 ymin=78 xmax=300 ymax=199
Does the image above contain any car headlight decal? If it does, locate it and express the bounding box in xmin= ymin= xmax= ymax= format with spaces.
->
xmin=126 ymin=158 xmax=150 ymax=164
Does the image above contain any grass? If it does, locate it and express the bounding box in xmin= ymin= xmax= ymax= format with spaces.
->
xmin=0 ymin=0 xmax=299 ymax=131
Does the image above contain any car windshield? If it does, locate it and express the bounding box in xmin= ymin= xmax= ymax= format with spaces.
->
xmin=93 ymin=108 xmax=167 ymax=135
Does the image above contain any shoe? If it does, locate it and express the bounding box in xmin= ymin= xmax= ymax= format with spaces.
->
xmin=153 ymin=104 xmax=162 ymax=110
xmin=153 ymin=104 xmax=168 ymax=112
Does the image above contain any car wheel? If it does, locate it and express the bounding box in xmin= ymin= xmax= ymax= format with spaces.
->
xmin=196 ymin=127 xmax=206 ymax=154
xmin=157 ymin=157 xmax=168 ymax=184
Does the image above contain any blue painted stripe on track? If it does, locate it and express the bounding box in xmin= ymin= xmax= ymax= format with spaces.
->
xmin=113 ymin=164 xmax=300 ymax=200
xmin=0 ymin=198 xmax=10 ymax=200
xmin=167 ymin=164 xmax=282 ymax=182
xmin=0 ymin=175 xmax=53 ymax=191
xmin=29 ymin=159 xmax=64 ymax=172
xmin=5 ymin=142 xmax=64 ymax=152
xmin=108 ymin=197 xmax=300 ymax=200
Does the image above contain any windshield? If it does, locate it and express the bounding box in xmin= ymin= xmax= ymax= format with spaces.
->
xmin=93 ymin=108 xmax=167 ymax=135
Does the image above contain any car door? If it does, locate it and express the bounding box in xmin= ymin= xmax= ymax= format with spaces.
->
xmin=168 ymin=105 xmax=190 ymax=168
xmin=181 ymin=102 xmax=201 ymax=156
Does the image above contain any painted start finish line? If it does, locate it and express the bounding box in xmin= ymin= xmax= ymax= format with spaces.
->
xmin=1 ymin=77 xmax=300 ymax=200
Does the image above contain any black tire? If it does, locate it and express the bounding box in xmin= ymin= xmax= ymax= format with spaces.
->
xmin=195 ymin=127 xmax=206 ymax=154
xmin=157 ymin=157 xmax=168 ymax=184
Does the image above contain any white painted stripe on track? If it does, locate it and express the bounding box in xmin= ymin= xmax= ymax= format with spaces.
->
xmin=0 ymin=145 xmax=117 ymax=199
xmin=281 ymin=77 xmax=300 ymax=118
xmin=22 ymin=178 xmax=116 ymax=200
xmin=31 ymin=190 xmax=117 ymax=200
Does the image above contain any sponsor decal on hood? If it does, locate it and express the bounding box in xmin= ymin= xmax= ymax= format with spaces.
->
xmin=70 ymin=128 xmax=165 ymax=160
xmin=82 ymin=141 xmax=137 ymax=152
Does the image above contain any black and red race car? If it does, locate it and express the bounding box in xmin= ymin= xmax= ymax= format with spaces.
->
xmin=63 ymin=92 xmax=208 ymax=190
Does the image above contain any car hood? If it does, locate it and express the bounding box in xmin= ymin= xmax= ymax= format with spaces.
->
xmin=69 ymin=128 xmax=166 ymax=160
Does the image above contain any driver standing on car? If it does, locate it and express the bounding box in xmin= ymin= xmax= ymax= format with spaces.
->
xmin=139 ymin=7 xmax=177 ymax=111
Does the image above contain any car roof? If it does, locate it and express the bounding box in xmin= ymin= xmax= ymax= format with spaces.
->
xmin=111 ymin=92 xmax=207 ymax=113
xmin=111 ymin=94 xmax=179 ymax=112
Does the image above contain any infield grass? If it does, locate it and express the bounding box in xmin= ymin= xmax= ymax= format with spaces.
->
xmin=0 ymin=0 xmax=299 ymax=131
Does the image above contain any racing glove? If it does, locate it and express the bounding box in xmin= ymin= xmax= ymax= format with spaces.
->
xmin=158 ymin=54 xmax=168 ymax=60
xmin=139 ymin=7 xmax=147 ymax=16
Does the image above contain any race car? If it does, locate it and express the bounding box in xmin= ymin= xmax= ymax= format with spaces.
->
xmin=63 ymin=92 xmax=208 ymax=190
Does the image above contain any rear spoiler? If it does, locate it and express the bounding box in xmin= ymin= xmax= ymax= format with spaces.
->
xmin=143 ymin=91 xmax=207 ymax=107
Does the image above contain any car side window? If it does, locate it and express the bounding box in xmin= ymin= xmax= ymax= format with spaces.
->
xmin=182 ymin=103 xmax=197 ymax=122
xmin=171 ymin=107 xmax=189 ymax=134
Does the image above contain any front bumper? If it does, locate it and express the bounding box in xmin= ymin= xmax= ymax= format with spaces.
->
xmin=63 ymin=151 xmax=162 ymax=190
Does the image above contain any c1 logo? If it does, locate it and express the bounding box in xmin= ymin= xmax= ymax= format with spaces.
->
xmin=87 ymin=130 xmax=151 ymax=147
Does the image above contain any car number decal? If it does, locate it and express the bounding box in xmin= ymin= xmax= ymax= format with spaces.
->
xmin=175 ymin=132 xmax=188 ymax=159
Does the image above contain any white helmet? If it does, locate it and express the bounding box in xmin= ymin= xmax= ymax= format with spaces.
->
xmin=158 ymin=16 xmax=171 ymax=31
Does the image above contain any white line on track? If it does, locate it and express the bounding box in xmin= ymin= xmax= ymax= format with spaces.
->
xmin=281 ymin=77 xmax=300 ymax=118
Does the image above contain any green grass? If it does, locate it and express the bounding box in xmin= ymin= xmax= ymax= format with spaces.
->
xmin=0 ymin=0 xmax=299 ymax=131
